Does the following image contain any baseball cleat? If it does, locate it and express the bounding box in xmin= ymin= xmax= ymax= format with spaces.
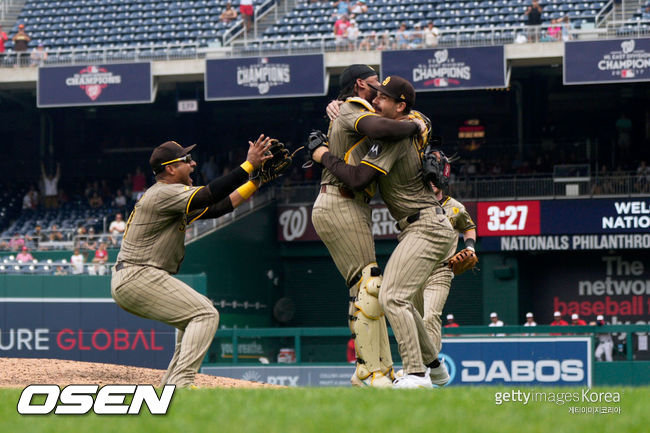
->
xmin=429 ymin=359 xmax=450 ymax=386
xmin=350 ymin=371 xmax=393 ymax=388
xmin=392 ymin=370 xmax=433 ymax=389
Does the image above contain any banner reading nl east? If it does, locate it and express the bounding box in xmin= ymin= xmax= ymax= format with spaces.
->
xmin=564 ymin=37 xmax=650 ymax=85
xmin=381 ymin=46 xmax=507 ymax=91
xmin=205 ymin=54 xmax=326 ymax=100
xmin=37 ymin=63 xmax=153 ymax=107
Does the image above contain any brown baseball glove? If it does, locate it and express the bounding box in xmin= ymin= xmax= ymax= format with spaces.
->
xmin=448 ymin=248 xmax=478 ymax=275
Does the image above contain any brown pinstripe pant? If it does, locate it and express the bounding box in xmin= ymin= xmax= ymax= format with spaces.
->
xmin=414 ymin=266 xmax=454 ymax=356
xmin=379 ymin=207 xmax=455 ymax=374
xmin=111 ymin=265 xmax=219 ymax=387
xmin=311 ymin=189 xmax=375 ymax=286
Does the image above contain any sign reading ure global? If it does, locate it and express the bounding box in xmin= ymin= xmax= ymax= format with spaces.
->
xmin=37 ymin=63 xmax=153 ymax=107
xmin=381 ymin=46 xmax=507 ymax=91
xmin=205 ymin=54 xmax=326 ymax=100
xmin=564 ymin=38 xmax=650 ymax=85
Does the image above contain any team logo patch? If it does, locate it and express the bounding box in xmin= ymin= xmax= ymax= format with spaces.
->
xmin=382 ymin=76 xmax=391 ymax=85
xmin=452 ymin=207 xmax=460 ymax=214
xmin=368 ymin=142 xmax=382 ymax=157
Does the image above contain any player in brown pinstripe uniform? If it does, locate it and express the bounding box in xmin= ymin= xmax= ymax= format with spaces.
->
xmin=111 ymin=136 xmax=272 ymax=388
xmin=411 ymin=184 xmax=477 ymax=386
xmin=312 ymin=76 xmax=456 ymax=388
xmin=312 ymin=64 xmax=425 ymax=387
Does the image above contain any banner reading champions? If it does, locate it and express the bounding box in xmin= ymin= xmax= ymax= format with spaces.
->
xmin=381 ymin=46 xmax=507 ymax=91
xmin=37 ymin=62 xmax=153 ymax=107
xmin=205 ymin=54 xmax=326 ymax=100
xmin=564 ymin=37 xmax=650 ymax=85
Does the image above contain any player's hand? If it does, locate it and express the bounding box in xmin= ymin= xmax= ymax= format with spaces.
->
xmin=312 ymin=146 xmax=328 ymax=164
xmin=246 ymin=134 xmax=273 ymax=169
xmin=326 ymin=100 xmax=343 ymax=120
xmin=409 ymin=116 xmax=426 ymax=134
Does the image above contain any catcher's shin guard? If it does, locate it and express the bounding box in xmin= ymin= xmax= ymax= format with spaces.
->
xmin=350 ymin=263 xmax=393 ymax=381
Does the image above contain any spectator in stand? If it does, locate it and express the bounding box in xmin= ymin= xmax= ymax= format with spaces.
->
xmin=571 ymin=313 xmax=587 ymax=326
xmin=89 ymin=242 xmax=108 ymax=276
xmin=334 ymin=14 xmax=351 ymax=51
xmin=346 ymin=337 xmax=356 ymax=363
xmin=12 ymin=24 xmax=30 ymax=66
xmin=49 ymin=224 xmax=64 ymax=242
xmin=424 ymin=21 xmax=440 ymax=47
xmin=559 ymin=16 xmax=571 ymax=41
xmin=29 ymin=224 xmax=48 ymax=249
xmin=22 ymin=185 xmax=39 ymax=211
xmin=86 ymin=227 xmax=98 ymax=250
xmin=410 ymin=23 xmax=424 ymax=48
xmin=444 ymin=314 xmax=459 ymax=328
xmin=550 ymin=310 xmax=568 ymax=335
xmin=358 ymin=30 xmax=377 ymax=51
xmin=594 ymin=315 xmax=614 ymax=362
xmin=523 ymin=312 xmax=537 ymax=326
xmin=41 ymin=161 xmax=61 ymax=209
xmin=395 ymin=23 xmax=410 ymax=49
xmin=220 ymin=2 xmax=238 ymax=24
xmin=524 ymin=0 xmax=543 ymax=42
xmin=346 ymin=19 xmax=360 ymax=50
xmin=643 ymin=5 xmax=650 ymax=20
xmin=543 ymin=18 xmax=562 ymax=42
xmin=88 ymin=191 xmax=104 ymax=209
xmin=376 ymin=31 xmax=392 ymax=50
xmin=109 ymin=213 xmax=126 ymax=246
xmin=55 ymin=265 xmax=68 ymax=276
xmin=70 ymin=248 xmax=85 ymax=274
xmin=333 ymin=0 xmax=351 ymax=17
xmin=9 ymin=233 xmax=26 ymax=251
xmin=592 ymin=164 xmax=615 ymax=195
xmin=349 ymin=0 xmax=368 ymax=16
xmin=131 ymin=166 xmax=147 ymax=201
xmin=239 ymin=0 xmax=254 ymax=32
xmin=0 ymin=25 xmax=8 ymax=54
xmin=113 ymin=189 xmax=128 ymax=208
xmin=489 ymin=312 xmax=504 ymax=327
xmin=16 ymin=246 xmax=34 ymax=263
xmin=636 ymin=160 xmax=649 ymax=192
xmin=29 ymin=43 xmax=47 ymax=67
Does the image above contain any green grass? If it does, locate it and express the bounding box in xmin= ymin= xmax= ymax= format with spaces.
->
xmin=1 ymin=386 xmax=647 ymax=433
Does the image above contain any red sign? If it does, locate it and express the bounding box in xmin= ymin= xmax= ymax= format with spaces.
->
xmin=477 ymin=201 xmax=541 ymax=237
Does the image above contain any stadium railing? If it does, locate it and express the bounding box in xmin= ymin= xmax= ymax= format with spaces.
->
xmin=215 ymin=324 xmax=650 ymax=364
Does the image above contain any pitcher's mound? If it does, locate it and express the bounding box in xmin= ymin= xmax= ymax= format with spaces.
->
xmin=0 ymin=357 xmax=274 ymax=388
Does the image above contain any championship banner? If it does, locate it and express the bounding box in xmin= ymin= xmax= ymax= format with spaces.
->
xmin=0 ymin=298 xmax=174 ymax=369
xmin=203 ymin=338 xmax=592 ymax=386
xmin=37 ymin=62 xmax=153 ymax=107
xmin=564 ymin=38 xmax=650 ymax=85
xmin=381 ymin=46 xmax=507 ymax=91
xmin=478 ymin=198 xmax=650 ymax=251
xmin=205 ymin=54 xmax=326 ymax=100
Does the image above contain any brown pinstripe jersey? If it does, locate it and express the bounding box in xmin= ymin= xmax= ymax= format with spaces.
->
xmin=117 ymin=182 xmax=206 ymax=274
xmin=440 ymin=195 xmax=476 ymax=246
xmin=361 ymin=134 xmax=438 ymax=221
xmin=321 ymin=97 xmax=379 ymax=194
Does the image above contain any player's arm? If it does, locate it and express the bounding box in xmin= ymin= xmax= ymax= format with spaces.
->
xmin=356 ymin=115 xmax=419 ymax=140
xmin=187 ymin=135 xmax=271 ymax=212
xmin=462 ymin=229 xmax=477 ymax=250
xmin=195 ymin=179 xmax=262 ymax=220
xmin=320 ymin=151 xmax=380 ymax=190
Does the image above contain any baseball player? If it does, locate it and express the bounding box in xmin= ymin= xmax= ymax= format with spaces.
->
xmin=594 ymin=315 xmax=614 ymax=361
xmin=312 ymin=64 xmax=425 ymax=387
xmin=313 ymin=76 xmax=457 ymax=388
xmin=413 ymin=183 xmax=477 ymax=385
xmin=111 ymin=136 xmax=272 ymax=388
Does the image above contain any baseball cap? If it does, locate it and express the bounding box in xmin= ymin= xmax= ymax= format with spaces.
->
xmin=554 ymin=311 xmax=561 ymax=317
xmin=339 ymin=64 xmax=377 ymax=89
xmin=526 ymin=312 xmax=533 ymax=318
xmin=571 ymin=313 xmax=579 ymax=320
xmin=18 ymin=24 xmax=24 ymax=28
xmin=368 ymin=75 xmax=416 ymax=108
xmin=446 ymin=314 xmax=454 ymax=320
xmin=597 ymin=315 xmax=604 ymax=321
xmin=150 ymin=140 xmax=196 ymax=175
xmin=490 ymin=312 xmax=497 ymax=318
xmin=22 ymin=246 xmax=28 ymax=251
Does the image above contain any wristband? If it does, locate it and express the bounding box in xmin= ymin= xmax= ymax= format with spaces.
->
xmin=465 ymin=238 xmax=476 ymax=250
xmin=236 ymin=181 xmax=258 ymax=199
xmin=240 ymin=160 xmax=254 ymax=174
